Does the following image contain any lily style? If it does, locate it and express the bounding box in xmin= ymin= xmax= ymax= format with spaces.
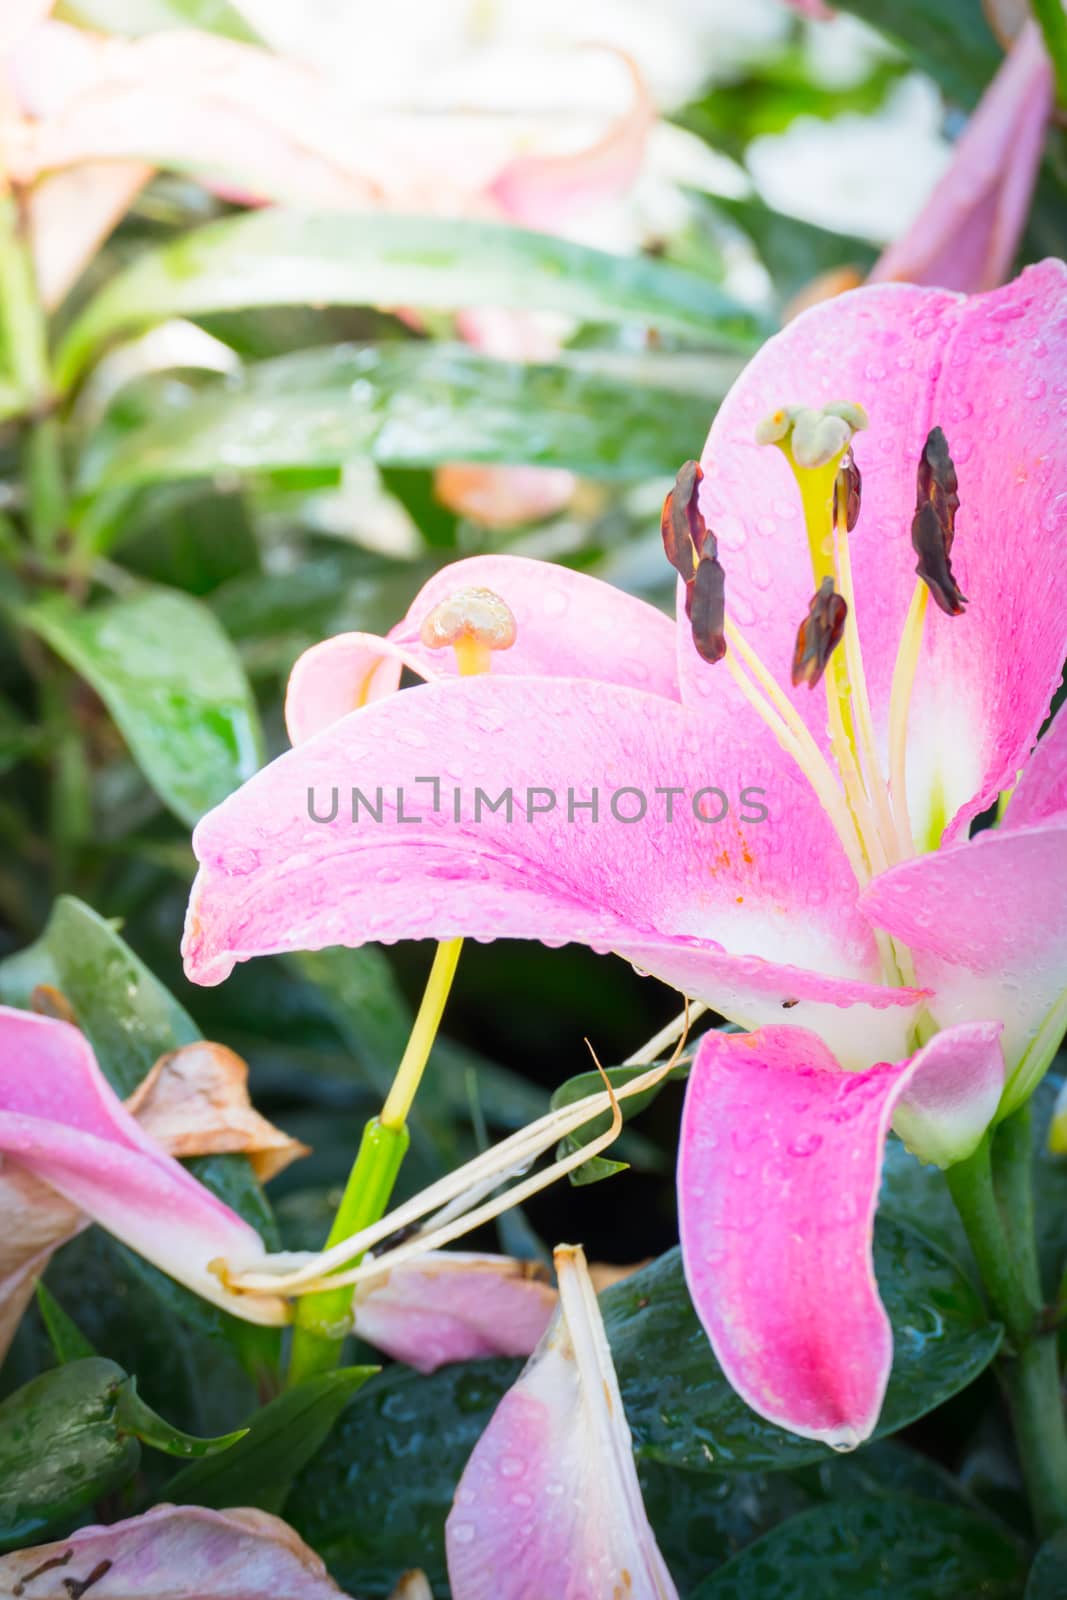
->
xmin=446 ymin=1244 xmax=679 ymax=1600
xmin=183 ymin=259 xmax=1067 ymax=1446
xmin=0 ymin=1006 xmax=556 ymax=1370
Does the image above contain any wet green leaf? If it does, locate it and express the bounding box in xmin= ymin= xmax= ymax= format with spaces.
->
xmin=167 ymin=1366 xmax=376 ymax=1513
xmin=289 ymin=1221 xmax=1001 ymax=1591
xmin=551 ymin=1057 xmax=686 ymax=1184
xmin=692 ymin=1496 xmax=1026 ymax=1598
xmin=833 ymin=0 xmax=1000 ymax=105
xmin=113 ymin=1377 xmax=247 ymax=1459
xmin=57 ymin=212 xmax=769 ymax=385
xmin=82 ymin=344 xmax=730 ymax=492
xmin=20 ymin=589 xmax=262 ymax=825
xmin=1028 ymin=1533 xmax=1067 ymax=1598
xmin=35 ymin=1284 xmax=96 ymax=1365
xmin=0 ymin=1360 xmax=140 ymax=1550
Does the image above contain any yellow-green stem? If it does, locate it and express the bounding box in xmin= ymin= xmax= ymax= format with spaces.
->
xmin=287 ymin=1117 xmax=409 ymax=1383
xmin=286 ymin=938 xmax=463 ymax=1382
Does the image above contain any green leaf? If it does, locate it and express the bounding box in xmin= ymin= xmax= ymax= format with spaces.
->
xmin=0 ymin=895 xmax=198 ymax=1097
xmin=56 ymin=0 xmax=259 ymax=39
xmin=0 ymin=1359 xmax=140 ymax=1550
xmin=1028 ymin=1533 xmax=1067 ymax=1598
xmin=167 ymin=1366 xmax=377 ymax=1514
xmin=691 ymin=1496 xmax=1026 ymax=1598
xmin=20 ymin=587 xmax=263 ymax=824
xmin=551 ymin=1057 xmax=686 ymax=1185
xmin=35 ymin=1284 xmax=97 ymax=1365
xmin=81 ymin=344 xmax=732 ymax=493
xmin=289 ymin=1222 xmax=1001 ymax=1591
xmin=113 ymin=1377 xmax=247 ymax=1459
xmin=833 ymin=0 xmax=1000 ymax=106
xmin=57 ymin=212 xmax=770 ymax=385
xmin=599 ymin=1226 xmax=1001 ymax=1472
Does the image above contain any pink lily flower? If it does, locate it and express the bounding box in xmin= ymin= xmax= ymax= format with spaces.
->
xmin=183 ymin=260 xmax=1067 ymax=1442
xmin=0 ymin=1505 xmax=355 ymax=1599
xmin=870 ymin=21 xmax=1053 ymax=294
xmin=0 ymin=1007 xmax=556 ymax=1369
xmin=446 ymin=1244 xmax=679 ymax=1599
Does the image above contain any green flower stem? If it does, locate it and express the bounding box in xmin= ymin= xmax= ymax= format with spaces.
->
xmin=287 ymin=1117 xmax=409 ymax=1385
xmin=1031 ymin=0 xmax=1067 ymax=109
xmin=0 ymin=195 xmax=64 ymax=553
xmin=948 ymin=1113 xmax=1067 ymax=1538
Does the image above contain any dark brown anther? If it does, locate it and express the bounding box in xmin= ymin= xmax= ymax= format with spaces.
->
xmin=792 ymin=577 xmax=847 ymax=689
xmin=661 ymin=459 xmax=707 ymax=583
xmin=834 ymin=452 xmax=861 ymax=532
xmin=912 ymin=425 xmax=966 ymax=615
xmin=688 ymin=550 xmax=727 ymax=664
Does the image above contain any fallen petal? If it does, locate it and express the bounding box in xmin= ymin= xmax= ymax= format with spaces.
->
xmin=0 ymin=1504 xmax=351 ymax=1598
xmin=446 ymin=1244 xmax=678 ymax=1599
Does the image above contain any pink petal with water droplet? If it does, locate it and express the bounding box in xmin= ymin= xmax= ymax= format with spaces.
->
xmin=688 ymin=260 xmax=1067 ymax=850
xmin=0 ymin=1505 xmax=348 ymax=1598
xmin=0 ymin=1007 xmax=285 ymax=1325
xmin=870 ymin=23 xmax=1052 ymax=295
xmin=284 ymin=555 xmax=679 ymax=744
xmin=446 ymin=1245 xmax=679 ymax=1600
xmin=677 ymin=1020 xmax=1004 ymax=1447
xmin=353 ymin=1252 xmax=556 ymax=1373
xmin=188 ymin=673 xmax=923 ymax=1065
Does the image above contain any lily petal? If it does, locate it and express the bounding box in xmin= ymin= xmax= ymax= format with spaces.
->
xmin=677 ymin=1021 xmax=1004 ymax=1448
xmin=284 ymin=555 xmax=679 ymax=744
xmin=0 ymin=1505 xmax=349 ymax=1598
xmin=1004 ymin=704 xmax=1067 ymax=828
xmin=352 ymin=1251 xmax=556 ymax=1373
xmin=188 ymin=675 xmax=922 ymax=1063
xmin=870 ymin=22 xmax=1051 ymax=294
xmin=0 ymin=1164 xmax=83 ymax=1364
xmin=689 ymin=260 xmax=1067 ymax=847
xmin=0 ymin=1007 xmax=286 ymax=1325
xmin=445 ymin=1243 xmax=679 ymax=1600
xmin=860 ymin=817 xmax=1067 ymax=1104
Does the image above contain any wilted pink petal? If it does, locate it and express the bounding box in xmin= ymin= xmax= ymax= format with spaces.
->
xmin=0 ymin=1007 xmax=286 ymax=1325
xmin=446 ymin=1244 xmax=679 ymax=1600
xmin=187 ymin=671 xmax=923 ymax=1064
xmin=0 ymin=1505 xmax=349 ymax=1598
xmin=284 ymin=553 xmax=679 ymax=743
xmin=0 ymin=1164 xmax=83 ymax=1362
xmin=678 ymin=1022 xmax=1004 ymax=1448
xmin=860 ymin=816 xmax=1067 ymax=1088
xmin=353 ymin=1252 xmax=556 ymax=1373
xmin=488 ymin=55 xmax=653 ymax=230
xmin=690 ymin=259 xmax=1067 ymax=847
xmin=870 ymin=23 xmax=1051 ymax=294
